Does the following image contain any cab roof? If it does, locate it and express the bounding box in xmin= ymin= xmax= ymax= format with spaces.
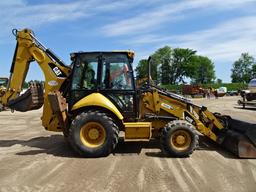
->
xmin=70 ymin=50 xmax=135 ymax=59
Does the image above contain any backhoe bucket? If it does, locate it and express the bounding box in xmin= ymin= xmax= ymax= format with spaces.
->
xmin=221 ymin=119 xmax=256 ymax=158
xmin=8 ymin=83 xmax=44 ymax=112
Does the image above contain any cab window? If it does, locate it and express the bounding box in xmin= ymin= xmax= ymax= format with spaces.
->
xmin=101 ymin=54 xmax=132 ymax=90
xmin=71 ymin=55 xmax=98 ymax=90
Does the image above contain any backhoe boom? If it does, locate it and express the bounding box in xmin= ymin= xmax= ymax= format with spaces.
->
xmin=0 ymin=29 xmax=71 ymax=132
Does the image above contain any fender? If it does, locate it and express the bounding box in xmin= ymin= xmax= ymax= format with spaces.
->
xmin=71 ymin=93 xmax=123 ymax=120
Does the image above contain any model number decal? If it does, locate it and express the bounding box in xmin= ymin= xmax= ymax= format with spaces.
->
xmin=184 ymin=112 xmax=196 ymax=125
xmin=161 ymin=103 xmax=173 ymax=110
xmin=185 ymin=116 xmax=194 ymax=124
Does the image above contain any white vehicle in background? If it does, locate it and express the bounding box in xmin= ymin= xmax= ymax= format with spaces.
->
xmin=238 ymin=78 xmax=256 ymax=108
xmin=244 ymin=78 xmax=256 ymax=101
xmin=216 ymin=87 xmax=227 ymax=97
xmin=248 ymin=78 xmax=256 ymax=93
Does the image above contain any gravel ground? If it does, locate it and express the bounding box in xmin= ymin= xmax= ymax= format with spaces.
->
xmin=0 ymin=96 xmax=255 ymax=192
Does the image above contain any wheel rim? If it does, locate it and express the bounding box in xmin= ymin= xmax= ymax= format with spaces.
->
xmin=170 ymin=130 xmax=191 ymax=151
xmin=80 ymin=122 xmax=106 ymax=148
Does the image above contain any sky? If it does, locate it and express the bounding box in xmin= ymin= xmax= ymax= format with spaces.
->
xmin=0 ymin=0 xmax=256 ymax=83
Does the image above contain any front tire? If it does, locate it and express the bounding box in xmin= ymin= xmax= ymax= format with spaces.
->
xmin=161 ymin=120 xmax=198 ymax=157
xmin=69 ymin=111 xmax=119 ymax=157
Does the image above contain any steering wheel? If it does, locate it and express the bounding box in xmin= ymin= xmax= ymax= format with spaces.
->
xmin=112 ymin=79 xmax=123 ymax=89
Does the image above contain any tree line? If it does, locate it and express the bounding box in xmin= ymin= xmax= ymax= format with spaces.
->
xmin=23 ymin=80 xmax=44 ymax=88
xmin=135 ymin=46 xmax=215 ymax=85
xmin=136 ymin=45 xmax=256 ymax=85
xmin=231 ymin=53 xmax=256 ymax=83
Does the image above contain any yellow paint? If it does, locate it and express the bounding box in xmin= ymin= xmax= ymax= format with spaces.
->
xmin=30 ymin=47 xmax=45 ymax=62
xmin=152 ymin=90 xmax=160 ymax=113
xmin=80 ymin=122 xmax=106 ymax=148
xmin=124 ymin=122 xmax=152 ymax=141
xmin=72 ymin=93 xmax=123 ymax=120
xmin=112 ymin=50 xmax=135 ymax=59
xmin=176 ymin=135 xmax=185 ymax=145
xmin=170 ymin=130 xmax=191 ymax=151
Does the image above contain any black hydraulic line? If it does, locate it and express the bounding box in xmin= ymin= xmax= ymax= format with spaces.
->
xmin=45 ymin=49 xmax=66 ymax=67
xmin=12 ymin=29 xmax=18 ymax=37
xmin=144 ymin=113 xmax=177 ymax=120
xmin=10 ymin=42 xmax=18 ymax=73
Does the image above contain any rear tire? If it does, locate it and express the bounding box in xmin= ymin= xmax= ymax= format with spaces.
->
xmin=69 ymin=111 xmax=119 ymax=157
xmin=161 ymin=120 xmax=198 ymax=157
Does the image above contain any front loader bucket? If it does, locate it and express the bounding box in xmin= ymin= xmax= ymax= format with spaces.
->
xmin=8 ymin=83 xmax=44 ymax=112
xmin=221 ymin=119 xmax=256 ymax=158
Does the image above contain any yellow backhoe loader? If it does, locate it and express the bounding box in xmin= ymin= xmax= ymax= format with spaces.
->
xmin=0 ymin=28 xmax=256 ymax=158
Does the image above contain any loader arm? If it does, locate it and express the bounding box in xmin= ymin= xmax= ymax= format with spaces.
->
xmin=0 ymin=29 xmax=71 ymax=132
xmin=141 ymin=85 xmax=256 ymax=158
xmin=142 ymin=86 xmax=224 ymax=141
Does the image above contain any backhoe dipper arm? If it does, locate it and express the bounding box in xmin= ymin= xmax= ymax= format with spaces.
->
xmin=1 ymin=30 xmax=31 ymax=104
xmin=1 ymin=29 xmax=71 ymax=132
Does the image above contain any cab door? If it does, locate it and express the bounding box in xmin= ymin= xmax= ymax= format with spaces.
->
xmin=99 ymin=53 xmax=137 ymax=120
xmin=69 ymin=53 xmax=99 ymax=107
